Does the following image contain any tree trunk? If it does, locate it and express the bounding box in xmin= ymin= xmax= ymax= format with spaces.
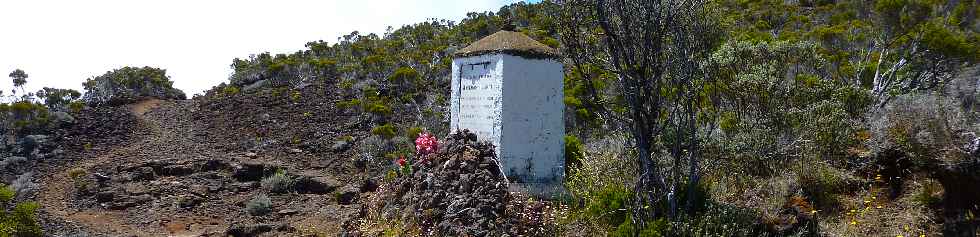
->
xmin=686 ymin=96 xmax=699 ymax=212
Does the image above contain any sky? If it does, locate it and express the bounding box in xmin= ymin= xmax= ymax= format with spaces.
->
xmin=0 ymin=0 xmax=530 ymax=97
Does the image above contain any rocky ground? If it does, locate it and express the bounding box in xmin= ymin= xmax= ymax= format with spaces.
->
xmin=2 ymin=80 xmax=557 ymax=237
xmin=353 ymin=131 xmax=560 ymax=236
xmin=30 ymin=82 xmax=388 ymax=236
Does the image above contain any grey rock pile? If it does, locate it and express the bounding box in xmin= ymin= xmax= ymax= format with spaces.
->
xmin=371 ymin=130 xmax=513 ymax=236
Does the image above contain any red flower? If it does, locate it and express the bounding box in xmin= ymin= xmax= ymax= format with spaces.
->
xmin=415 ymin=132 xmax=439 ymax=156
xmin=397 ymin=156 xmax=406 ymax=166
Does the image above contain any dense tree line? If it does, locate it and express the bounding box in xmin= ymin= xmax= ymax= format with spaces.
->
xmin=556 ymin=0 xmax=979 ymax=235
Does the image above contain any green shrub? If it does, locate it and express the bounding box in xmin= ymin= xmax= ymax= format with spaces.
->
xmin=222 ymin=85 xmax=240 ymax=95
xmin=270 ymin=87 xmax=287 ymax=97
xmin=388 ymin=67 xmax=420 ymax=85
xmin=67 ymin=168 xmax=90 ymax=193
xmin=666 ymin=181 xmax=710 ymax=215
xmin=540 ymin=36 xmax=560 ymax=48
xmin=913 ymin=180 xmax=942 ymax=207
xmin=371 ymin=124 xmax=397 ymax=139
xmin=607 ymin=202 xmax=762 ymax=237
xmin=246 ymin=194 xmax=272 ymax=216
xmin=267 ymin=62 xmax=284 ymax=73
xmin=69 ymin=101 xmax=85 ymax=113
xmin=6 ymin=101 xmax=50 ymax=131
xmin=338 ymin=79 xmax=354 ymax=90
xmin=398 ymin=93 xmax=415 ymax=103
xmin=340 ymin=135 xmax=355 ymax=142
xmin=311 ymin=58 xmax=337 ymax=69
xmin=564 ymin=138 xmax=638 ymax=234
xmin=433 ymin=94 xmax=446 ymax=105
xmin=361 ymin=55 xmax=384 ymax=67
xmin=36 ymin=87 xmax=81 ymax=112
xmin=383 ymin=170 xmax=398 ymax=183
xmin=406 ymin=127 xmax=424 ymax=141
xmin=382 ymin=224 xmax=408 ymax=237
xmin=364 ymin=101 xmax=392 ymax=116
xmin=564 ymin=135 xmax=584 ymax=170
xmin=82 ymin=66 xmax=186 ymax=106
xmin=261 ymin=170 xmax=294 ymax=194
xmin=0 ymin=185 xmax=42 ymax=237
xmin=9 ymin=101 xmax=33 ymax=116
xmin=797 ymin=163 xmax=846 ymax=210
xmin=719 ymin=112 xmax=739 ymax=134
xmin=0 ymin=186 xmax=13 ymax=202
xmin=670 ymin=202 xmax=763 ymax=237
xmin=337 ymin=99 xmax=360 ymax=109
xmin=585 ymin=185 xmax=631 ymax=228
xmin=610 ymin=218 xmax=667 ymax=237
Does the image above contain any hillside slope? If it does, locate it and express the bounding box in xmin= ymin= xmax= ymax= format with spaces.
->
xmin=35 ymin=82 xmax=384 ymax=236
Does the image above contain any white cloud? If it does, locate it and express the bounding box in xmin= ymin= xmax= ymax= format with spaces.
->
xmin=0 ymin=0 xmax=524 ymax=96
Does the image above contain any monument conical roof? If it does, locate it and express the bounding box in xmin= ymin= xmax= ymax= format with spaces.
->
xmin=454 ymin=30 xmax=560 ymax=59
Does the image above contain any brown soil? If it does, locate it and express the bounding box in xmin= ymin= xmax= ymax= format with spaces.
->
xmin=36 ymin=83 xmax=383 ymax=236
xmin=130 ymin=99 xmax=162 ymax=116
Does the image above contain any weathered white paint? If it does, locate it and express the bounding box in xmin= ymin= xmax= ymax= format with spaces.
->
xmin=451 ymin=53 xmax=564 ymax=184
xmin=450 ymin=54 xmax=504 ymax=147
xmin=499 ymin=54 xmax=565 ymax=183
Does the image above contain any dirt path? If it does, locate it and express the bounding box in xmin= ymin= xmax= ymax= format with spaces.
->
xmin=36 ymin=96 xmax=366 ymax=237
xmin=38 ymin=99 xmax=226 ymax=236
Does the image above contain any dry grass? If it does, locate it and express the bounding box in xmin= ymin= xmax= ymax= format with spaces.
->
xmin=706 ymin=171 xmax=795 ymax=220
xmin=561 ymin=135 xmax=637 ymax=236
xmin=820 ymin=175 xmax=942 ymax=237
xmin=699 ymin=153 xmax=950 ymax=237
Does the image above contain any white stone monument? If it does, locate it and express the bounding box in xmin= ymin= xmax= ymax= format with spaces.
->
xmin=450 ymin=30 xmax=564 ymax=185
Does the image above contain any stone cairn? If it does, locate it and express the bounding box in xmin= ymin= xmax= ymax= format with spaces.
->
xmin=367 ymin=130 xmax=513 ymax=236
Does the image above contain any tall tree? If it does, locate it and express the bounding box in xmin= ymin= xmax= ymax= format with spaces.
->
xmin=558 ymin=0 xmax=721 ymax=227
xmin=860 ymin=0 xmax=978 ymax=108
xmin=8 ymin=69 xmax=28 ymax=99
